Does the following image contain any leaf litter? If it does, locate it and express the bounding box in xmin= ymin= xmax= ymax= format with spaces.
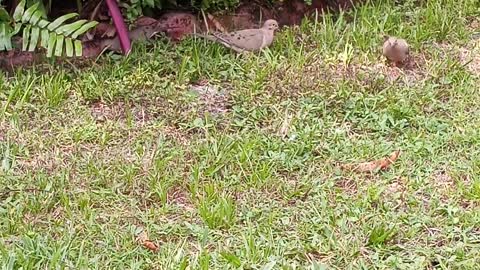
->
xmin=136 ymin=230 xmax=159 ymax=252
xmin=342 ymin=150 xmax=401 ymax=173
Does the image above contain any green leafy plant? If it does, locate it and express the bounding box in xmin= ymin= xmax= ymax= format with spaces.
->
xmin=0 ymin=4 xmax=14 ymax=51
xmin=196 ymin=0 xmax=239 ymax=10
xmin=121 ymin=0 xmax=240 ymax=21
xmin=368 ymin=223 xmax=397 ymax=246
xmin=0 ymin=0 xmax=98 ymax=57
xmin=122 ymin=0 xmax=177 ymax=21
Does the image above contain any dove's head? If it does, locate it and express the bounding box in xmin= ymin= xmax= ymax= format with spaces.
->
xmin=382 ymin=36 xmax=398 ymax=48
xmin=263 ymin=19 xmax=279 ymax=31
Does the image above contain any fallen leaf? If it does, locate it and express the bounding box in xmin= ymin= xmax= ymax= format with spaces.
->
xmin=83 ymin=23 xmax=117 ymax=41
xmin=344 ymin=150 xmax=401 ymax=173
xmin=136 ymin=230 xmax=159 ymax=252
xmin=207 ymin=13 xmax=226 ymax=33
xmin=157 ymin=12 xmax=198 ymax=40
xmin=97 ymin=23 xmax=117 ymax=38
xmin=135 ymin=16 xmax=158 ymax=27
xmin=142 ymin=240 xmax=159 ymax=252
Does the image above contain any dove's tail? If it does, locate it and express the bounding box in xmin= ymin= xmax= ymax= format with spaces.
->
xmin=193 ymin=33 xmax=245 ymax=53
xmin=193 ymin=33 xmax=219 ymax=42
xmin=193 ymin=33 xmax=230 ymax=48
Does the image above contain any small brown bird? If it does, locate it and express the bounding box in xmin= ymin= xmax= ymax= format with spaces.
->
xmin=194 ymin=19 xmax=279 ymax=53
xmin=382 ymin=35 xmax=410 ymax=66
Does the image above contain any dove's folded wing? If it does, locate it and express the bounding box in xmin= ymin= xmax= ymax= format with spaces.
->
xmin=213 ymin=30 xmax=264 ymax=52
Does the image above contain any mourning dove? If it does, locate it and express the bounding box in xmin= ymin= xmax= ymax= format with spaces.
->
xmin=101 ymin=24 xmax=161 ymax=52
xmin=382 ymin=35 xmax=410 ymax=65
xmin=195 ymin=19 xmax=279 ymax=52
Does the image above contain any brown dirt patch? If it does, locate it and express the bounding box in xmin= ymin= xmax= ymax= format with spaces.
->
xmin=189 ymin=82 xmax=231 ymax=116
xmin=15 ymin=143 xmax=77 ymax=174
xmin=386 ymin=179 xmax=406 ymax=195
xmin=167 ymin=186 xmax=194 ymax=211
xmin=384 ymin=178 xmax=408 ymax=209
xmin=160 ymin=125 xmax=191 ymax=146
xmin=334 ymin=177 xmax=358 ymax=196
xmin=435 ymin=41 xmax=480 ymax=76
xmin=458 ymin=45 xmax=480 ymax=76
xmin=89 ymin=100 xmax=154 ymax=125
xmin=266 ymin=55 xmax=428 ymax=101
xmin=432 ymin=169 xmax=455 ymax=190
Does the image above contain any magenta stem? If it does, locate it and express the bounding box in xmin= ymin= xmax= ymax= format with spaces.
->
xmin=105 ymin=0 xmax=131 ymax=55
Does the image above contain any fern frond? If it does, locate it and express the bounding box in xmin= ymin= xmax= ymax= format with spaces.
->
xmin=72 ymin=21 xmax=98 ymax=39
xmin=74 ymin=40 xmax=82 ymax=57
xmin=0 ymin=8 xmax=10 ymax=21
xmin=65 ymin=37 xmax=73 ymax=57
xmin=22 ymin=24 xmax=30 ymax=50
xmin=47 ymin=13 xmax=78 ymax=32
xmin=29 ymin=10 xmax=43 ymax=25
xmin=21 ymin=2 xmax=40 ymax=23
xmin=6 ymin=0 xmax=98 ymax=57
xmin=0 ymin=23 xmax=13 ymax=51
xmin=46 ymin=32 xmax=56 ymax=57
xmin=56 ymin=20 xmax=88 ymax=36
xmin=0 ymin=7 xmax=13 ymax=51
xmin=40 ymin=28 xmax=48 ymax=47
xmin=54 ymin=34 xmax=64 ymax=57
xmin=37 ymin=19 xmax=49 ymax=28
xmin=12 ymin=1 xmax=26 ymax=22
xmin=28 ymin=26 xmax=39 ymax=51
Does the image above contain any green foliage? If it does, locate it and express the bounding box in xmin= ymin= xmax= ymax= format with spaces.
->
xmin=195 ymin=0 xmax=240 ymax=10
xmin=121 ymin=0 xmax=241 ymax=21
xmin=0 ymin=3 xmax=15 ymax=51
xmin=0 ymin=0 xmax=98 ymax=57
xmin=122 ymin=0 xmax=175 ymax=21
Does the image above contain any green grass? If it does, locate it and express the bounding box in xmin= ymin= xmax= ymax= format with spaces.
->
xmin=1 ymin=0 xmax=480 ymax=268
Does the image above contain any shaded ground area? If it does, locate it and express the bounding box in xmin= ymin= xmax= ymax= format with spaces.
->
xmin=1 ymin=0 xmax=480 ymax=268
xmin=1 ymin=0 xmax=354 ymax=69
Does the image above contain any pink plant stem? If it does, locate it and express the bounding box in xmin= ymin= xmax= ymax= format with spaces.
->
xmin=105 ymin=0 xmax=131 ymax=55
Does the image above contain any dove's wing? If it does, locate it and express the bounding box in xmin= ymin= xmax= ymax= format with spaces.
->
xmin=397 ymin=39 xmax=409 ymax=55
xmin=213 ymin=29 xmax=265 ymax=51
xmin=382 ymin=38 xmax=409 ymax=63
xmin=194 ymin=33 xmax=246 ymax=52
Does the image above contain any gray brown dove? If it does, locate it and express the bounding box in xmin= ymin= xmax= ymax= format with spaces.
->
xmin=195 ymin=19 xmax=279 ymax=53
xmin=382 ymin=35 xmax=410 ymax=65
xmin=101 ymin=24 xmax=161 ymax=53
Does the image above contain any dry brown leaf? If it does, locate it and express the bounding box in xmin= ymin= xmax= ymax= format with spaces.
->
xmin=207 ymin=13 xmax=226 ymax=33
xmin=135 ymin=16 xmax=158 ymax=27
xmin=136 ymin=230 xmax=159 ymax=252
xmin=94 ymin=23 xmax=117 ymax=38
xmin=142 ymin=240 xmax=159 ymax=252
xmin=344 ymin=150 xmax=401 ymax=173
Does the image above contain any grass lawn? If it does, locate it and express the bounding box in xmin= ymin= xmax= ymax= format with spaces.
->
xmin=1 ymin=0 xmax=480 ymax=268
